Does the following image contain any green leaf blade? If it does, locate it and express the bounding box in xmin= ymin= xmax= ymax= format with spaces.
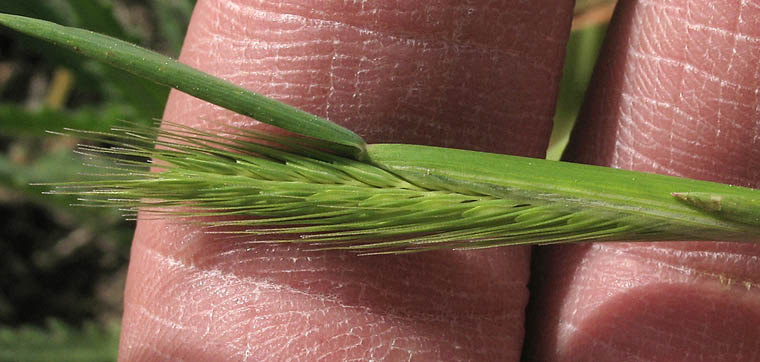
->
xmin=0 ymin=13 xmax=367 ymax=159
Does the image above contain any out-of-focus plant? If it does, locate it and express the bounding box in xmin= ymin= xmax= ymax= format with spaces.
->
xmin=0 ymin=319 xmax=119 ymax=361
xmin=547 ymin=0 xmax=616 ymax=160
xmin=0 ymin=1 xmax=195 ymax=360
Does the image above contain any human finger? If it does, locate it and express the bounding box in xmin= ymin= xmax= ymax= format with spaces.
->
xmin=526 ymin=1 xmax=760 ymax=361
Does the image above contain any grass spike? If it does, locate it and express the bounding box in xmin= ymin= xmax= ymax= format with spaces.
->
xmin=45 ymin=123 xmax=760 ymax=254
xmin=3 ymin=13 xmax=759 ymax=254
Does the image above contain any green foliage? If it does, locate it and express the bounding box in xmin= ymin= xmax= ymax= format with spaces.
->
xmin=574 ymin=0 xmax=615 ymax=13
xmin=0 ymin=12 xmax=367 ymax=159
xmin=0 ymin=0 xmax=195 ymax=358
xmin=0 ymin=197 xmax=129 ymax=325
xmin=0 ymin=103 xmax=132 ymax=135
xmin=0 ymin=319 xmax=119 ymax=362
xmin=1 ymin=3 xmax=156 ymax=122
xmin=547 ymin=24 xmax=608 ymax=160
xmin=0 ymin=0 xmax=196 ymax=214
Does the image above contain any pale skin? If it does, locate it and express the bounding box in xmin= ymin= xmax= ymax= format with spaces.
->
xmin=119 ymin=0 xmax=760 ymax=361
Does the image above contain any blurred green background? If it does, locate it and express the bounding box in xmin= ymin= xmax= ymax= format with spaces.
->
xmin=0 ymin=1 xmax=195 ymax=360
xmin=0 ymin=0 xmax=612 ymax=360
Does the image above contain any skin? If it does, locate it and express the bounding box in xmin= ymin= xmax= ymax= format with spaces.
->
xmin=527 ymin=1 xmax=760 ymax=361
xmin=119 ymin=0 xmax=760 ymax=360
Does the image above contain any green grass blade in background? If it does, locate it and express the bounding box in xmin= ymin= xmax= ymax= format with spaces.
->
xmin=546 ymin=23 xmax=608 ymax=161
xmin=0 ymin=13 xmax=368 ymax=159
xmin=546 ymin=0 xmax=616 ymax=160
xmin=574 ymin=0 xmax=616 ymax=14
